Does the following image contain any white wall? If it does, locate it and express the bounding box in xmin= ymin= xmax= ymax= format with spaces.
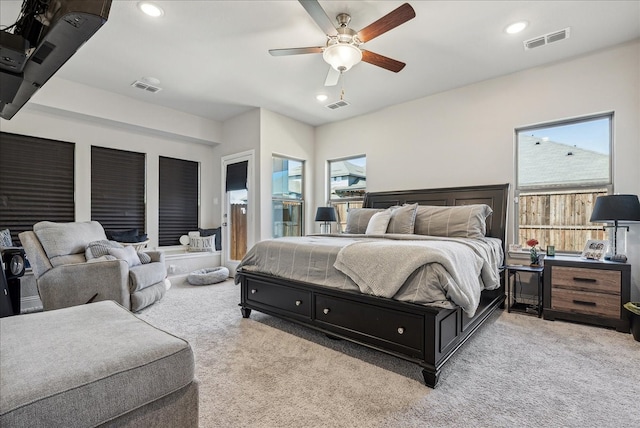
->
xmin=260 ymin=109 xmax=315 ymax=239
xmin=0 ymin=79 xmax=222 ymax=249
xmin=313 ymin=40 xmax=640 ymax=298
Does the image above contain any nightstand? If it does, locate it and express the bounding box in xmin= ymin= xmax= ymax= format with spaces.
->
xmin=543 ymin=256 xmax=631 ymax=332
xmin=504 ymin=264 xmax=544 ymax=317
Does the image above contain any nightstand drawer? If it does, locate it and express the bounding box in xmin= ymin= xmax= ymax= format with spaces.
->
xmin=552 ymin=266 xmax=620 ymax=294
xmin=551 ymin=288 xmax=619 ymax=318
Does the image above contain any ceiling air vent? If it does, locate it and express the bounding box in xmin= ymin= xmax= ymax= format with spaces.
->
xmin=131 ymin=80 xmax=162 ymax=93
xmin=326 ymin=100 xmax=350 ymax=110
xmin=524 ymin=27 xmax=571 ymax=50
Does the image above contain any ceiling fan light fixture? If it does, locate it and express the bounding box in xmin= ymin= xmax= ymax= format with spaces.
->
xmin=323 ymin=43 xmax=362 ymax=72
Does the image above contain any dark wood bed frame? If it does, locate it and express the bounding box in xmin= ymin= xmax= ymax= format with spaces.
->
xmin=238 ymin=183 xmax=509 ymax=387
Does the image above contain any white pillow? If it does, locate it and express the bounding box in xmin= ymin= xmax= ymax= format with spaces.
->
xmin=108 ymin=246 xmax=141 ymax=267
xmin=365 ymin=210 xmax=392 ymax=235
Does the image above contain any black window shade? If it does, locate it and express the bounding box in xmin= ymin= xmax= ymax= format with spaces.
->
xmin=226 ymin=160 xmax=248 ymax=191
xmin=0 ymin=132 xmax=75 ymax=243
xmin=91 ymin=146 xmax=145 ymax=234
xmin=159 ymin=156 xmax=198 ymax=246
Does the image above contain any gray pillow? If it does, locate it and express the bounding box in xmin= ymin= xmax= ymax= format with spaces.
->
xmin=137 ymin=252 xmax=152 ymax=264
xmin=386 ymin=204 xmax=418 ymax=234
xmin=365 ymin=210 xmax=392 ymax=235
xmin=86 ymin=240 xmax=124 ymax=260
xmin=414 ymin=204 xmax=493 ymax=238
xmin=108 ymin=246 xmax=141 ymax=267
xmin=0 ymin=229 xmax=12 ymax=248
xmin=344 ymin=208 xmax=384 ymax=234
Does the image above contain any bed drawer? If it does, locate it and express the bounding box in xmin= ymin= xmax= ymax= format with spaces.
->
xmin=246 ymin=281 xmax=311 ymax=318
xmin=315 ymin=294 xmax=424 ymax=355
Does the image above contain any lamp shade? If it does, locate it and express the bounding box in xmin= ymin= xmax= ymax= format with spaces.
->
xmin=590 ymin=194 xmax=640 ymax=222
xmin=315 ymin=207 xmax=337 ymax=222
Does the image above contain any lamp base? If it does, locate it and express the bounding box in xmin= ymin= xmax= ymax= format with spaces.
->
xmin=320 ymin=223 xmax=332 ymax=234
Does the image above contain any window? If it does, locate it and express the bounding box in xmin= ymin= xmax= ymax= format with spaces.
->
xmin=159 ymin=156 xmax=199 ymax=246
xmin=91 ymin=146 xmax=145 ymax=235
xmin=516 ymin=114 xmax=612 ymax=253
xmin=0 ymin=132 xmax=75 ymax=243
xmin=272 ymin=156 xmax=304 ymax=238
xmin=328 ymin=155 xmax=366 ymax=232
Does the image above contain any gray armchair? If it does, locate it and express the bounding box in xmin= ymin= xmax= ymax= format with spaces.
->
xmin=19 ymin=221 xmax=167 ymax=312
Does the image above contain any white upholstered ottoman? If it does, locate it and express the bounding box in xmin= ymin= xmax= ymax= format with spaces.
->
xmin=0 ymin=301 xmax=198 ymax=427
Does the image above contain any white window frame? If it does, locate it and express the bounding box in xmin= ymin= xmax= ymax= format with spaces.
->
xmin=514 ymin=113 xmax=613 ymax=254
xmin=271 ymin=155 xmax=305 ymax=238
xmin=327 ymin=155 xmax=367 ymax=232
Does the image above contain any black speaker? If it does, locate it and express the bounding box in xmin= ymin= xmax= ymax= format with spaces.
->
xmin=2 ymin=247 xmax=26 ymax=280
xmin=1 ymin=248 xmax=26 ymax=316
xmin=0 ymin=267 xmax=13 ymax=317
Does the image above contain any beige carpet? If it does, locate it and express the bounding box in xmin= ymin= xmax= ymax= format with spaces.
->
xmin=137 ymin=277 xmax=640 ymax=428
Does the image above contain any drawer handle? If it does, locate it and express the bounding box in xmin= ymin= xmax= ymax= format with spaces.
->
xmin=295 ymin=300 xmax=302 ymax=306
xmin=323 ymin=308 xmax=330 ymax=315
xmin=573 ymin=299 xmax=596 ymax=306
xmin=397 ymin=327 xmax=405 ymax=335
xmin=251 ymin=289 xmax=257 ymax=294
xmin=573 ymin=277 xmax=597 ymax=283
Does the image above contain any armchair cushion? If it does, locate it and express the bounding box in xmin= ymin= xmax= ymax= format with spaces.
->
xmin=48 ymin=254 xmax=86 ymax=267
xmin=34 ymin=221 xmax=106 ymax=264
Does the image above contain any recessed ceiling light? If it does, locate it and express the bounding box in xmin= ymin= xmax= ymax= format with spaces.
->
xmin=505 ymin=21 xmax=528 ymax=34
xmin=138 ymin=2 xmax=164 ymax=17
xmin=316 ymin=94 xmax=328 ymax=102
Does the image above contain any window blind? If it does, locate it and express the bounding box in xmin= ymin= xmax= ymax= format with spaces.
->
xmin=159 ymin=156 xmax=199 ymax=246
xmin=0 ymin=132 xmax=75 ymax=243
xmin=91 ymin=146 xmax=145 ymax=234
xmin=226 ymin=160 xmax=248 ymax=191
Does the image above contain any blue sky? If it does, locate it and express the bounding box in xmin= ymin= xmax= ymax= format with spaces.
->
xmin=520 ymin=117 xmax=610 ymax=154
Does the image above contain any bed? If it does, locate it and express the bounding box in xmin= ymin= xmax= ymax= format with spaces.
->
xmin=236 ymin=183 xmax=509 ymax=387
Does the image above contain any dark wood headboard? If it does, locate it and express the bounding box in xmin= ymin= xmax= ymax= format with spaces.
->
xmin=363 ymin=183 xmax=510 ymax=243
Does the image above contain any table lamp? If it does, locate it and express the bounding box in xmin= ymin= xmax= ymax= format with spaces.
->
xmin=590 ymin=194 xmax=640 ymax=260
xmin=315 ymin=207 xmax=337 ymax=234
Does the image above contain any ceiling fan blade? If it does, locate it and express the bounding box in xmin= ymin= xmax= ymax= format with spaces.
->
xmin=324 ymin=67 xmax=340 ymax=86
xmin=361 ymin=50 xmax=406 ymax=73
xmin=357 ymin=3 xmax=416 ymax=43
xmin=269 ymin=47 xmax=324 ymax=56
xmin=299 ymin=0 xmax=338 ymax=36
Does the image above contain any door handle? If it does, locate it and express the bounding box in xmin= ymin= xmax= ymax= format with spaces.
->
xmin=222 ymin=222 xmax=227 ymax=226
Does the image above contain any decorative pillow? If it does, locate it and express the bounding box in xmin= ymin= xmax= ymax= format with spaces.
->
xmin=106 ymin=229 xmax=148 ymax=243
xmin=365 ymin=210 xmax=392 ymax=235
xmin=189 ymin=236 xmax=214 ymax=252
xmin=199 ymin=227 xmax=221 ymax=250
xmin=108 ymin=246 xmax=141 ymax=267
xmin=386 ymin=203 xmax=418 ymax=234
xmin=137 ymin=252 xmax=152 ymax=264
xmin=344 ymin=208 xmax=384 ymax=234
xmin=86 ymin=240 xmax=123 ymax=260
xmin=0 ymin=229 xmax=12 ymax=248
xmin=414 ymin=204 xmax=493 ymax=238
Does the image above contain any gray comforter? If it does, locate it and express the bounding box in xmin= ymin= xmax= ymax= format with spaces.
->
xmin=235 ymin=234 xmax=503 ymax=317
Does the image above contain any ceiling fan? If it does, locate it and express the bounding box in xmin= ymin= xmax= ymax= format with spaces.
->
xmin=269 ymin=1 xmax=416 ymax=86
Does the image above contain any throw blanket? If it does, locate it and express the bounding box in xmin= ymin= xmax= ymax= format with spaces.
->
xmin=334 ymin=240 xmax=486 ymax=317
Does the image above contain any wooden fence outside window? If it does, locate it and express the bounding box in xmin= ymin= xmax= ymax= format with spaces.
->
xmin=518 ymin=190 xmax=607 ymax=252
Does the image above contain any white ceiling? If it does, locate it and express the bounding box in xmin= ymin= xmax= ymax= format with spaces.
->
xmin=2 ymin=1 xmax=639 ymax=127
